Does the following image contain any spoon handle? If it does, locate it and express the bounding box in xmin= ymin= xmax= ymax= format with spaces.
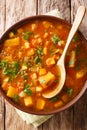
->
xmin=61 ymin=6 xmax=86 ymax=60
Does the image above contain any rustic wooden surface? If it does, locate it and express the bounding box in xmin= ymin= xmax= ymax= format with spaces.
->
xmin=0 ymin=0 xmax=87 ymax=130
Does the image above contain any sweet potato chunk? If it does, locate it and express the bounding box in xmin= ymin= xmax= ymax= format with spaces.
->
xmin=24 ymin=96 xmax=33 ymax=106
xmin=4 ymin=37 xmax=20 ymax=46
xmin=7 ymin=86 xmax=17 ymax=98
xmin=38 ymin=72 xmax=55 ymax=88
xmin=36 ymin=98 xmax=45 ymax=110
xmin=39 ymin=68 xmax=47 ymax=76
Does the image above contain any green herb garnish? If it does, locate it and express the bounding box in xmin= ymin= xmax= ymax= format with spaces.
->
xmin=37 ymin=47 xmax=43 ymax=56
xmin=35 ymin=56 xmax=42 ymax=64
xmin=0 ymin=60 xmax=7 ymax=68
xmin=49 ymin=95 xmax=59 ymax=102
xmin=22 ymin=31 xmax=34 ymax=40
xmin=13 ymin=30 xmax=18 ymax=35
xmin=67 ymin=88 xmax=73 ymax=96
xmin=52 ymin=34 xmax=60 ymax=44
xmin=72 ymin=35 xmax=80 ymax=42
xmin=23 ymin=84 xmax=32 ymax=96
xmin=14 ymin=95 xmax=19 ymax=102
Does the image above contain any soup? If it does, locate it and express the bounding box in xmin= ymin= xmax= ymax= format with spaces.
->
xmin=0 ymin=19 xmax=87 ymax=112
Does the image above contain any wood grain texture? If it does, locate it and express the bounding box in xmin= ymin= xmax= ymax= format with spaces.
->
xmin=0 ymin=0 xmax=6 ymax=130
xmin=42 ymin=108 xmax=74 ymax=130
xmin=38 ymin=0 xmax=70 ymax=22
xmin=5 ymin=0 xmax=37 ymax=29
xmin=71 ymin=0 xmax=87 ymax=39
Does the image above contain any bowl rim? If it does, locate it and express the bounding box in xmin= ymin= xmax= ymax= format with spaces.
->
xmin=0 ymin=15 xmax=87 ymax=115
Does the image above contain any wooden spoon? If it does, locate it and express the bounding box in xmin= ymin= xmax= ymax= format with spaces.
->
xmin=42 ymin=6 xmax=86 ymax=98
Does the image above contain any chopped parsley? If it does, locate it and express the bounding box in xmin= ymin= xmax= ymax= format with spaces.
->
xmin=14 ymin=95 xmax=19 ymax=102
xmin=52 ymin=34 xmax=60 ymax=44
xmin=49 ymin=95 xmax=59 ymax=102
xmin=72 ymin=35 xmax=80 ymax=42
xmin=35 ymin=56 xmax=42 ymax=64
xmin=23 ymin=84 xmax=32 ymax=96
xmin=67 ymin=88 xmax=73 ymax=96
xmin=22 ymin=31 xmax=34 ymax=40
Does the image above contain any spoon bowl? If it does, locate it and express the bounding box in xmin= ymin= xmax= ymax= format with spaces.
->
xmin=42 ymin=6 xmax=86 ymax=98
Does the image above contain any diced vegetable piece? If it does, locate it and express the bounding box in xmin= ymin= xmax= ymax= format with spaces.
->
xmin=61 ymin=94 xmax=69 ymax=103
xmin=76 ymin=69 xmax=86 ymax=79
xmin=43 ymin=47 xmax=47 ymax=55
xmin=58 ymin=40 xmax=65 ymax=46
xmin=24 ymin=96 xmax=33 ymax=106
xmin=34 ymin=34 xmax=40 ymax=38
xmin=31 ymin=24 xmax=37 ymax=31
xmin=43 ymin=21 xmax=52 ymax=28
xmin=46 ymin=57 xmax=55 ymax=66
xmin=43 ymin=32 xmax=48 ymax=38
xmin=27 ymin=48 xmax=35 ymax=56
xmin=4 ymin=37 xmax=20 ymax=46
xmin=36 ymin=98 xmax=45 ymax=110
xmin=37 ymin=38 xmax=42 ymax=43
xmin=38 ymin=72 xmax=55 ymax=88
xmin=17 ymin=28 xmax=23 ymax=34
xmin=39 ymin=68 xmax=47 ymax=76
xmin=31 ymin=73 xmax=37 ymax=79
xmin=36 ymin=86 xmax=43 ymax=92
xmin=54 ymin=100 xmax=63 ymax=108
xmin=57 ymin=25 xmax=63 ymax=29
xmin=9 ymin=32 xmax=15 ymax=38
xmin=19 ymin=91 xmax=26 ymax=97
xmin=22 ymin=64 xmax=27 ymax=70
xmin=24 ymin=41 xmax=30 ymax=49
xmin=69 ymin=51 xmax=76 ymax=67
xmin=7 ymin=86 xmax=18 ymax=98
xmin=18 ymin=52 xmax=22 ymax=58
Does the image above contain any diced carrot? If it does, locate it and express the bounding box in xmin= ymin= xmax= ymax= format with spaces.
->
xmin=76 ymin=69 xmax=86 ymax=79
xmin=43 ymin=32 xmax=48 ymax=38
xmin=36 ymin=98 xmax=45 ymax=110
xmin=54 ymin=100 xmax=63 ymax=108
xmin=27 ymin=48 xmax=35 ymax=56
xmin=31 ymin=73 xmax=37 ymax=79
xmin=61 ymin=94 xmax=69 ymax=103
xmin=43 ymin=47 xmax=47 ymax=55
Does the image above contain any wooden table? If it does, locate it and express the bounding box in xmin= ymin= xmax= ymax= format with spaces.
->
xmin=0 ymin=0 xmax=87 ymax=130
